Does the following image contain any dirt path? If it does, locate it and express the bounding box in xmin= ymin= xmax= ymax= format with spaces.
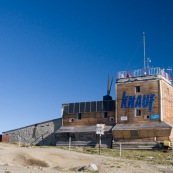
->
xmin=0 ymin=143 xmax=172 ymax=173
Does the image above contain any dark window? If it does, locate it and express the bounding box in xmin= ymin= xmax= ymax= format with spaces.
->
xmin=136 ymin=86 xmax=140 ymax=93
xmin=103 ymin=112 xmax=108 ymax=118
xmin=77 ymin=113 xmax=82 ymax=120
xmin=136 ymin=109 xmax=141 ymax=116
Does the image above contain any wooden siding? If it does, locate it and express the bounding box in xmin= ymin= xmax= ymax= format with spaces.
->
xmin=63 ymin=111 xmax=115 ymax=126
xmin=116 ymin=79 xmax=160 ymax=124
xmin=112 ymin=128 xmax=171 ymax=142
xmin=2 ymin=134 xmax=9 ymax=142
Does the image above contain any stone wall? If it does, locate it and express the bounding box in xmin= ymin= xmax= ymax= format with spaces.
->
xmin=2 ymin=118 xmax=62 ymax=146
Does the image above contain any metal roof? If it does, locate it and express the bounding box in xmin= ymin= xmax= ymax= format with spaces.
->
xmin=112 ymin=122 xmax=173 ymax=131
xmin=56 ymin=125 xmax=113 ymax=133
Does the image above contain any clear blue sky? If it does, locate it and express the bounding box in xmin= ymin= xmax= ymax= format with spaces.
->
xmin=0 ymin=0 xmax=173 ymax=133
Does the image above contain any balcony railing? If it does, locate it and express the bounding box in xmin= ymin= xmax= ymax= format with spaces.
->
xmin=117 ymin=67 xmax=171 ymax=82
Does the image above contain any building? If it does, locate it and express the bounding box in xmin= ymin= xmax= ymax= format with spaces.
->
xmin=57 ymin=67 xmax=173 ymax=149
xmin=113 ymin=67 xmax=173 ymax=148
xmin=56 ymin=99 xmax=115 ymax=147
xmin=56 ymin=76 xmax=115 ymax=148
xmin=2 ymin=118 xmax=62 ymax=146
xmin=2 ymin=67 xmax=173 ymax=149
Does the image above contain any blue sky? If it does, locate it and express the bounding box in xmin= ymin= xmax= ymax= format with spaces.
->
xmin=0 ymin=0 xmax=173 ymax=133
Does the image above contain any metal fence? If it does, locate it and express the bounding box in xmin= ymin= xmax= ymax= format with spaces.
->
xmin=117 ymin=67 xmax=171 ymax=82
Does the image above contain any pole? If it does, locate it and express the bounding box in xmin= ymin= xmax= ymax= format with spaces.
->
xmin=99 ymin=134 xmax=101 ymax=155
xmin=143 ymin=32 xmax=146 ymax=69
xmin=120 ymin=143 xmax=122 ymax=157
xmin=69 ymin=137 xmax=71 ymax=151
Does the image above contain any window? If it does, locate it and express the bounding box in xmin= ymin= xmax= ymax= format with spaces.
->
xmin=103 ymin=112 xmax=108 ymax=118
xmin=135 ymin=109 xmax=141 ymax=116
xmin=77 ymin=113 xmax=82 ymax=120
xmin=135 ymin=86 xmax=140 ymax=93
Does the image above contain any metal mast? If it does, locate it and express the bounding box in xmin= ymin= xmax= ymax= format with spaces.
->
xmin=143 ymin=32 xmax=146 ymax=69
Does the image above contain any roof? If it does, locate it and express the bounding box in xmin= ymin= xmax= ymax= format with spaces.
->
xmin=56 ymin=125 xmax=114 ymax=133
xmin=2 ymin=118 xmax=62 ymax=134
xmin=112 ymin=122 xmax=173 ymax=131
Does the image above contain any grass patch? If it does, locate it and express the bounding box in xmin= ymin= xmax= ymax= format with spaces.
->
xmin=56 ymin=146 xmax=173 ymax=166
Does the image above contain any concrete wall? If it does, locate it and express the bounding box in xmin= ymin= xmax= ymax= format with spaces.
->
xmin=2 ymin=118 xmax=62 ymax=146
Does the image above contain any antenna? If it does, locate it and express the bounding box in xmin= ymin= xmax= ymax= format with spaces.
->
xmin=103 ymin=75 xmax=113 ymax=101
xmin=166 ymin=66 xmax=172 ymax=74
xmin=107 ymin=75 xmax=113 ymax=96
xmin=146 ymin=58 xmax=151 ymax=68
xmin=143 ymin=32 xmax=146 ymax=69
xmin=107 ymin=75 xmax=110 ymax=95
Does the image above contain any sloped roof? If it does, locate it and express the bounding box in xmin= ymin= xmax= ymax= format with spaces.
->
xmin=56 ymin=125 xmax=113 ymax=133
xmin=112 ymin=122 xmax=173 ymax=131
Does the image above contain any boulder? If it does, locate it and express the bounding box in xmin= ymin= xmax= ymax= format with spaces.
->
xmin=86 ymin=163 xmax=98 ymax=171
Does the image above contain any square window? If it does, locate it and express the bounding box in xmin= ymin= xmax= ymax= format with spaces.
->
xmin=135 ymin=86 xmax=140 ymax=93
xmin=135 ymin=109 xmax=141 ymax=116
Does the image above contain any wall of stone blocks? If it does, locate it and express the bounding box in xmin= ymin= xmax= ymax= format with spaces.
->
xmin=2 ymin=118 xmax=62 ymax=146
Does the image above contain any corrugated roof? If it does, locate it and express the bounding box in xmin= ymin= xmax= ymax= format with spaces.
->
xmin=112 ymin=122 xmax=173 ymax=131
xmin=56 ymin=125 xmax=113 ymax=133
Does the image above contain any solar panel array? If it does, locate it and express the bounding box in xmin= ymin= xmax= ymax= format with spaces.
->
xmin=62 ymin=100 xmax=115 ymax=114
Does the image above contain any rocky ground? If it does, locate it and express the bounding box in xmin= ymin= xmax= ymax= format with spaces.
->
xmin=0 ymin=143 xmax=173 ymax=173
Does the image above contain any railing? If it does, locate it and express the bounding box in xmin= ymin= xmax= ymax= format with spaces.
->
xmin=117 ymin=67 xmax=171 ymax=82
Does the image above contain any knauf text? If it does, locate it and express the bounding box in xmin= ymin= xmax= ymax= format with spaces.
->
xmin=121 ymin=91 xmax=155 ymax=112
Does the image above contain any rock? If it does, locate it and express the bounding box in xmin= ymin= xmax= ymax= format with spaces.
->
xmin=86 ymin=163 xmax=98 ymax=171
xmin=147 ymin=156 xmax=154 ymax=160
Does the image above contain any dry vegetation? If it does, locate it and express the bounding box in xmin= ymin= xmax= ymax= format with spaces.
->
xmin=59 ymin=146 xmax=173 ymax=166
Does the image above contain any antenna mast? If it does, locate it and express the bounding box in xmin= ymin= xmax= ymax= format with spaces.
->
xmin=143 ymin=32 xmax=146 ymax=69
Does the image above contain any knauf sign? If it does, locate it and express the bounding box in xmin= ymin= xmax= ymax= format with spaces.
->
xmin=121 ymin=91 xmax=155 ymax=112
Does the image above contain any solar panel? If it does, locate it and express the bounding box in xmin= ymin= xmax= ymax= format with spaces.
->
xmin=69 ymin=103 xmax=74 ymax=114
xmin=63 ymin=104 xmax=69 ymax=113
xmin=64 ymin=100 xmax=115 ymax=114
xmin=85 ymin=102 xmax=91 ymax=112
xmin=91 ymin=101 xmax=96 ymax=112
xmin=80 ymin=102 xmax=85 ymax=113
xmin=97 ymin=101 xmax=103 ymax=112
xmin=74 ymin=103 xmax=79 ymax=113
